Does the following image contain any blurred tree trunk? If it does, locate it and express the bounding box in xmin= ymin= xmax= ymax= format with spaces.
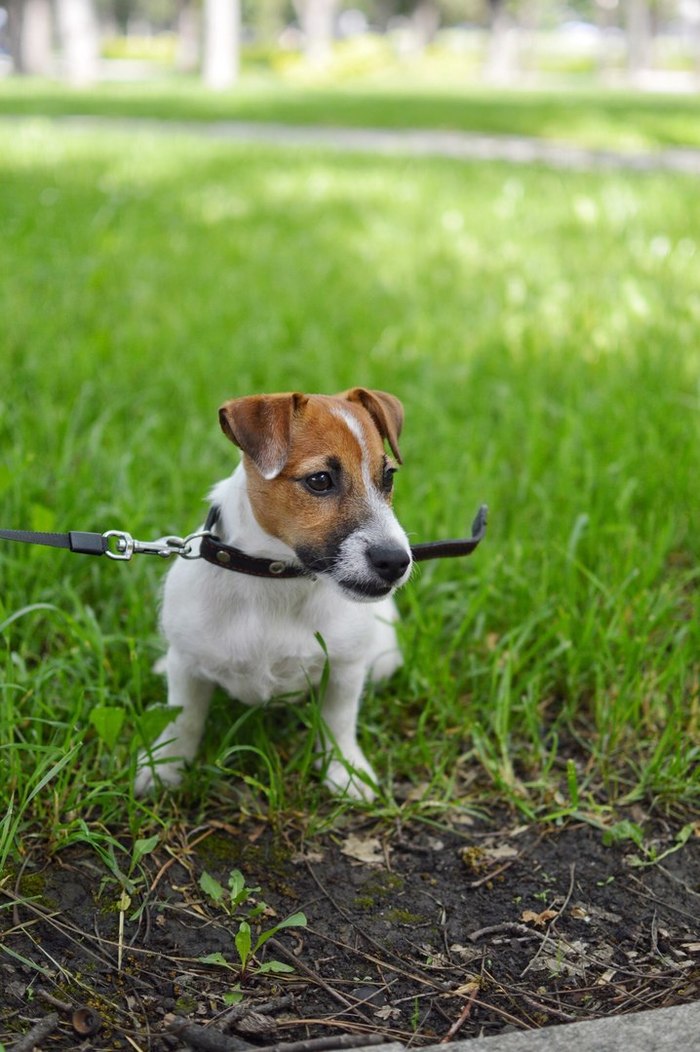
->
xmin=484 ymin=0 xmax=518 ymax=83
xmin=292 ymin=0 xmax=338 ymax=67
xmin=7 ymin=0 xmax=54 ymax=75
xmin=593 ymin=0 xmax=615 ymax=77
xmin=112 ymin=0 xmax=133 ymax=34
xmin=412 ymin=1 xmax=440 ymax=49
xmin=176 ymin=0 xmax=200 ymax=73
xmin=56 ymin=0 xmax=100 ymax=85
xmin=252 ymin=0 xmax=287 ymax=44
xmin=625 ymin=0 xmax=652 ymax=77
xmin=202 ymin=0 xmax=240 ymax=89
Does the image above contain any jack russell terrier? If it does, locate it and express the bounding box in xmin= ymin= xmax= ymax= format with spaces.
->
xmin=135 ymin=388 xmax=413 ymax=800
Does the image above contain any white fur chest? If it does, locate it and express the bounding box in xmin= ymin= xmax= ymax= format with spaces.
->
xmin=200 ymin=608 xmax=330 ymax=705
xmin=160 ymin=551 xmax=380 ymax=706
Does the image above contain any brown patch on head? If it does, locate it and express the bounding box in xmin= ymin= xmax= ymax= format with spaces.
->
xmin=218 ymin=391 xmax=405 ymax=556
xmin=341 ymin=387 xmax=404 ymax=463
xmin=219 ymin=393 xmax=308 ymax=480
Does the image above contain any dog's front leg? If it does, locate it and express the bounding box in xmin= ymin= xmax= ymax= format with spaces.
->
xmin=318 ymin=664 xmax=377 ymax=801
xmin=134 ymin=647 xmax=213 ymax=795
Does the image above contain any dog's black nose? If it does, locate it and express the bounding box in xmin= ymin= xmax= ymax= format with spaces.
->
xmin=366 ymin=544 xmax=411 ymax=584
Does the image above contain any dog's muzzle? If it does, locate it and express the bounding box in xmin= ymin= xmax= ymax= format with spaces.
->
xmin=295 ymin=527 xmax=412 ymax=600
xmin=366 ymin=544 xmax=411 ymax=585
xmin=332 ymin=535 xmax=412 ymax=601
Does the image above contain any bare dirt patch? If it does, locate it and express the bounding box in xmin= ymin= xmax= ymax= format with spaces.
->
xmin=2 ymin=811 xmax=699 ymax=1050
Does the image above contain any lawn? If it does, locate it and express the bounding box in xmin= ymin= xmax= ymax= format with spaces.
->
xmin=2 ymin=75 xmax=700 ymax=151
xmin=1 ymin=114 xmax=699 ymax=872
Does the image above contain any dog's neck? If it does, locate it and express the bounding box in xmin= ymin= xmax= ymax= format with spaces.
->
xmin=208 ymin=464 xmax=299 ymax=563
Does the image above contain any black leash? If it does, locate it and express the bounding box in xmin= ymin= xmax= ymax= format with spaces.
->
xmin=0 ymin=526 xmax=208 ymax=562
xmin=0 ymin=504 xmax=488 ymax=579
xmin=0 ymin=529 xmax=109 ymax=556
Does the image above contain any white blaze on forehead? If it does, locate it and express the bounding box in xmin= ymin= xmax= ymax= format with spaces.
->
xmin=328 ymin=405 xmax=412 ymax=583
xmin=330 ymin=405 xmax=373 ymax=489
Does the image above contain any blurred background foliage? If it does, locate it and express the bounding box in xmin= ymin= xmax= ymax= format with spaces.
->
xmin=2 ymin=0 xmax=700 ymax=93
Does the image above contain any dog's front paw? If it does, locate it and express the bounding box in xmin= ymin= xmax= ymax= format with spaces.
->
xmin=323 ymin=756 xmax=378 ymax=802
xmin=134 ymin=755 xmax=185 ymax=796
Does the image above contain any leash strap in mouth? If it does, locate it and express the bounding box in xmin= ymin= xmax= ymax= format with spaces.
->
xmin=0 ymin=504 xmax=488 ymax=576
xmin=410 ymin=504 xmax=488 ymax=563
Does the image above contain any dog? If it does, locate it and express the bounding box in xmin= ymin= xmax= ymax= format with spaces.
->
xmin=134 ymin=388 xmax=413 ymax=800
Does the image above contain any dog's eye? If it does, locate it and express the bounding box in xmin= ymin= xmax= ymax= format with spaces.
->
xmin=305 ymin=472 xmax=334 ymax=493
xmin=382 ymin=465 xmax=397 ymax=493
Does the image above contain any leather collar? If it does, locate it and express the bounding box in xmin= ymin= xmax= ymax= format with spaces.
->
xmin=197 ymin=503 xmax=488 ymax=579
xmin=198 ymin=506 xmax=310 ymax=579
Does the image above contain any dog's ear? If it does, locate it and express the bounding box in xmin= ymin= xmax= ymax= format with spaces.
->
xmin=219 ymin=393 xmax=308 ymax=479
xmin=342 ymin=388 xmax=404 ymax=464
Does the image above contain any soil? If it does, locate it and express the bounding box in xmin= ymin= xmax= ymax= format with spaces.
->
xmin=1 ymin=809 xmax=699 ymax=1051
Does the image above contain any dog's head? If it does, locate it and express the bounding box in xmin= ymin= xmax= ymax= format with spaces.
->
xmin=218 ymin=388 xmax=412 ymax=600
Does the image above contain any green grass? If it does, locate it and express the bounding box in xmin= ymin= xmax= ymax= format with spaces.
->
xmin=1 ymin=115 xmax=699 ymax=866
xmin=2 ymin=75 xmax=700 ymax=151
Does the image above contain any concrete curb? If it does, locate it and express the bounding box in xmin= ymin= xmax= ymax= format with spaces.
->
xmin=362 ymin=1000 xmax=700 ymax=1050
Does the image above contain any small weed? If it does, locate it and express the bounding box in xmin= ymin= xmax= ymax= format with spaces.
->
xmin=602 ymin=820 xmax=695 ymax=869
xmin=96 ymin=834 xmax=160 ymax=971
xmin=198 ymin=869 xmax=307 ymax=979
xmin=199 ymin=869 xmax=263 ymax=918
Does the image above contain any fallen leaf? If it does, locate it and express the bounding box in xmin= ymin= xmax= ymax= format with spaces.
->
xmin=596 ymin=968 xmax=618 ymax=985
xmin=236 ymin=1012 xmax=279 ymax=1036
xmin=375 ymin=1005 xmax=401 ymax=1021
xmin=530 ymin=939 xmax=590 ymax=978
xmin=571 ymin=903 xmax=622 ymax=925
xmin=483 ymin=843 xmax=519 ymax=862
xmin=340 ymin=833 xmax=385 ymax=866
xmin=401 ymin=781 xmax=432 ymax=802
xmin=453 ymin=980 xmax=480 ymax=997
xmin=448 ymin=812 xmax=476 ymax=828
xmin=449 ymin=944 xmax=482 ymax=963
xmin=521 ymin=908 xmax=558 ymax=927
xmin=291 ymin=849 xmax=325 ymax=864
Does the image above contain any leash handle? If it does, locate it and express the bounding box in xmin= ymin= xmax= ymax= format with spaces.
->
xmin=0 ymin=528 xmax=108 ymax=556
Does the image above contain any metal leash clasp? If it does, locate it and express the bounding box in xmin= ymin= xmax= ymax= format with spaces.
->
xmin=102 ymin=530 xmax=210 ymax=561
